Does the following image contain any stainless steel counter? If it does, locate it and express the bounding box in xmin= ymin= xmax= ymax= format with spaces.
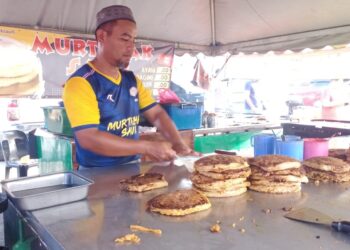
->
xmin=8 ymin=162 xmax=350 ymax=249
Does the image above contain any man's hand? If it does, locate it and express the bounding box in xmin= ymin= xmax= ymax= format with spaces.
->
xmin=143 ymin=105 xmax=201 ymax=158
xmin=143 ymin=141 xmax=177 ymax=162
xmin=172 ymin=142 xmax=201 ymax=157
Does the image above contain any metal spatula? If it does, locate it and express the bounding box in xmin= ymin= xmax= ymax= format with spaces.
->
xmin=284 ymin=207 xmax=350 ymax=233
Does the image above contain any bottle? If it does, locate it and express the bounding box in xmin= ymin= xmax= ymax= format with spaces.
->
xmin=7 ymin=99 xmax=20 ymax=121
xmin=207 ymin=113 xmax=216 ymax=128
xmin=202 ymin=111 xmax=208 ymax=128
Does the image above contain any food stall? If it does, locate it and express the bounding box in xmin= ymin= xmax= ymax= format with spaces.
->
xmin=2 ymin=1 xmax=350 ymax=249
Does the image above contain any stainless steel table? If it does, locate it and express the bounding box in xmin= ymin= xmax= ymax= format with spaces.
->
xmin=5 ymin=162 xmax=350 ymax=249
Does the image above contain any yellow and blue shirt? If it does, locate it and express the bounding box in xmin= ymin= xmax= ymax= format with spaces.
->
xmin=63 ymin=62 xmax=156 ymax=167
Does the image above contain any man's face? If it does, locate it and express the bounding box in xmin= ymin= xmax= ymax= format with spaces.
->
xmin=98 ymin=20 xmax=137 ymax=68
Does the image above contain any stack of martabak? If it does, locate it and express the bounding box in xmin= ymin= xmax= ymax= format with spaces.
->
xmin=248 ymin=155 xmax=308 ymax=194
xmin=303 ymin=156 xmax=350 ymax=183
xmin=328 ymin=149 xmax=350 ymax=163
xmin=190 ymin=154 xmax=251 ymax=197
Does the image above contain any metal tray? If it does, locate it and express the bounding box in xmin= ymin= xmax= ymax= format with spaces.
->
xmin=1 ymin=171 xmax=93 ymax=211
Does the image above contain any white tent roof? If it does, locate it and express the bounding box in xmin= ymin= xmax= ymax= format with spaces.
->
xmin=2 ymin=0 xmax=350 ymax=55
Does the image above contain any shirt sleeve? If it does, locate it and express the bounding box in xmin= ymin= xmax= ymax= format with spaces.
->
xmin=136 ymin=76 xmax=157 ymax=112
xmin=62 ymin=77 xmax=100 ymax=130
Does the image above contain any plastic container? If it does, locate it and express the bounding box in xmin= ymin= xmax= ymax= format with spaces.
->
xmin=251 ymin=133 xmax=276 ymax=156
xmin=303 ymin=138 xmax=329 ymax=160
xmin=35 ymin=133 xmax=74 ymax=173
xmin=275 ymin=139 xmax=304 ymax=161
xmin=194 ymin=132 xmax=255 ymax=153
xmin=42 ymin=106 xmax=73 ymax=137
xmin=162 ymin=103 xmax=201 ymax=130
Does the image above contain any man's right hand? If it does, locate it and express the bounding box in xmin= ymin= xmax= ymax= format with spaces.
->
xmin=143 ymin=141 xmax=177 ymax=162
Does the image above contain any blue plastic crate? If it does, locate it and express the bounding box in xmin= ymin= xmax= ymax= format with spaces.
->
xmin=162 ymin=103 xmax=201 ymax=130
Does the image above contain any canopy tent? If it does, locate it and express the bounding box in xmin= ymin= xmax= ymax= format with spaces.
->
xmin=2 ymin=0 xmax=350 ymax=55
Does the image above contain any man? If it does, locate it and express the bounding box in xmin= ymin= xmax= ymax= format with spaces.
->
xmin=63 ymin=5 xmax=192 ymax=168
xmin=244 ymin=79 xmax=265 ymax=113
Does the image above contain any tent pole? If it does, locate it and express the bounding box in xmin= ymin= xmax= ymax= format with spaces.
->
xmin=210 ymin=0 xmax=216 ymax=46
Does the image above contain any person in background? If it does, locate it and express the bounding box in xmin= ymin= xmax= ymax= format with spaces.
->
xmin=244 ymin=79 xmax=265 ymax=113
xmin=63 ymin=5 xmax=194 ymax=168
xmin=321 ymin=79 xmax=350 ymax=121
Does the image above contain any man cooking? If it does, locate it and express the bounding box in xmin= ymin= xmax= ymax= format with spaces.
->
xmin=63 ymin=5 xmax=193 ymax=168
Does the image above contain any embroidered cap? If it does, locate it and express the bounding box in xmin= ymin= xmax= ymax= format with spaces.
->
xmin=96 ymin=5 xmax=136 ymax=31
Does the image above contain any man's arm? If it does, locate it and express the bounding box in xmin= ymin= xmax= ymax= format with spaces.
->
xmin=75 ymin=128 xmax=145 ymax=156
xmin=142 ymin=104 xmax=192 ymax=155
xmin=75 ymin=127 xmax=175 ymax=161
xmin=136 ymin=76 xmax=194 ymax=156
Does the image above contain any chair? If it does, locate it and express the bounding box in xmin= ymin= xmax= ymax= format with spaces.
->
xmin=0 ymin=130 xmax=38 ymax=179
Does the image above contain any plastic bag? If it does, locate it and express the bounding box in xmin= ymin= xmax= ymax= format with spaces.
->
xmin=158 ymin=88 xmax=181 ymax=104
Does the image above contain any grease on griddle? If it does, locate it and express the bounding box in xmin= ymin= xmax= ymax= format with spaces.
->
xmin=262 ymin=208 xmax=272 ymax=214
xmin=282 ymin=207 xmax=293 ymax=212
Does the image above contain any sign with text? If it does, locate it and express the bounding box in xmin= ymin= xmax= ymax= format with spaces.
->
xmin=130 ymin=43 xmax=174 ymax=89
xmin=0 ymin=26 xmax=174 ymax=97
